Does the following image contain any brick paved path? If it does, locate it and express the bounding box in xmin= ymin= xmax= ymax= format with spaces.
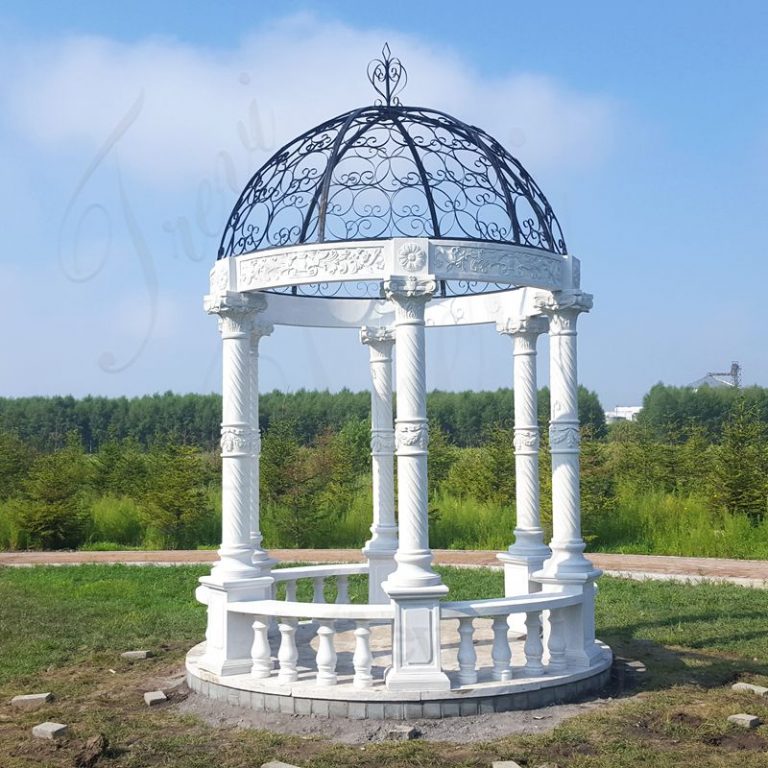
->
xmin=1 ymin=549 xmax=767 ymax=587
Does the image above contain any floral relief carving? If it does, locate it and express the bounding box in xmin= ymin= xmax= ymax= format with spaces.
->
xmin=371 ymin=432 xmax=396 ymax=454
xmin=398 ymin=242 xmax=427 ymax=272
xmin=433 ymin=245 xmax=562 ymax=286
xmin=239 ymin=246 xmax=385 ymax=288
xmin=395 ymin=422 xmax=429 ymax=451
xmin=514 ymin=429 xmax=540 ymax=452
xmin=549 ymin=425 xmax=580 ymax=449
xmin=220 ymin=427 xmax=260 ymax=455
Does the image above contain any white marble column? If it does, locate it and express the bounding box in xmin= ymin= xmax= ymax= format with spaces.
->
xmin=534 ymin=290 xmax=602 ymax=669
xmin=360 ymin=327 xmax=398 ymax=604
xmin=249 ymin=322 xmax=275 ymax=572
xmin=383 ymin=276 xmax=450 ymax=693
xmin=496 ymin=316 xmax=551 ymax=608
xmin=197 ymin=291 xmax=273 ymax=677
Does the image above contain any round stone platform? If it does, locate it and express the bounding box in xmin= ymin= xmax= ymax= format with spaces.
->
xmin=186 ymin=617 xmax=612 ymax=719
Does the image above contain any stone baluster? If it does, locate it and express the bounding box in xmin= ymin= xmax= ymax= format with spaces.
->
xmin=285 ymin=581 xmax=297 ymax=602
xmin=524 ymin=611 xmax=544 ymax=676
xmin=250 ymin=616 xmax=272 ymax=679
xmin=457 ymin=618 xmax=478 ymax=685
xmin=360 ymin=327 xmax=398 ymax=604
xmin=335 ymin=575 xmax=350 ymax=605
xmin=277 ymin=618 xmax=299 ymax=684
xmin=315 ymin=621 xmax=338 ymax=686
xmin=491 ymin=616 xmax=512 ymax=681
xmin=383 ymin=275 xmax=450 ymax=693
xmin=353 ymin=622 xmax=374 ymax=689
xmin=313 ymin=577 xmax=326 ymax=604
xmin=547 ymin=609 xmax=568 ymax=673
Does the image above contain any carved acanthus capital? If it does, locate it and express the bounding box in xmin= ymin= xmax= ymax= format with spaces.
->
xmin=206 ymin=291 xmax=268 ymax=337
xmin=385 ymin=276 xmax=437 ymax=323
xmin=497 ymin=315 xmax=549 ymax=338
xmin=220 ymin=426 xmax=261 ymax=457
xmin=360 ymin=326 xmax=396 ymax=347
xmin=250 ymin=322 xmax=274 ymax=346
xmin=534 ymin=290 xmax=592 ymax=335
xmin=395 ymin=421 xmax=429 ymax=453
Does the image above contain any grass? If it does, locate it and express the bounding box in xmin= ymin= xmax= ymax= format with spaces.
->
xmin=2 ymin=565 xmax=768 ymax=766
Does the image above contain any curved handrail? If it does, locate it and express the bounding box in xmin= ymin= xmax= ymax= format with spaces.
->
xmin=441 ymin=591 xmax=582 ymax=619
xmin=271 ymin=563 xmax=368 ymax=581
xmin=228 ymin=598 xmax=393 ymax=622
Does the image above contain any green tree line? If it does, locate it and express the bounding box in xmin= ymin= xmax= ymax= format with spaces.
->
xmin=0 ymin=387 xmax=606 ymax=451
xmin=3 ymin=384 xmax=768 ymax=558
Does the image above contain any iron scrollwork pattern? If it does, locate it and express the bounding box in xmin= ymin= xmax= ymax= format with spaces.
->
xmin=218 ymin=47 xmax=567 ymax=299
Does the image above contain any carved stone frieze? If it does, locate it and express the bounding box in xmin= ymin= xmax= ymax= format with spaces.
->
xmin=210 ymin=262 xmax=230 ymax=294
xmin=395 ymin=422 xmax=429 ymax=451
xmin=238 ymin=245 xmax=385 ymax=289
xmin=433 ymin=245 xmax=562 ymax=287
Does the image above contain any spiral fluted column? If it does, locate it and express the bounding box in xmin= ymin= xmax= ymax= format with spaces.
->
xmin=360 ymin=327 xmax=398 ymax=604
xmin=497 ymin=316 xmax=551 ymax=610
xmin=382 ymin=275 xmax=450 ymax=693
xmin=249 ymin=322 xmax=274 ymax=573
xmin=534 ymin=291 xmax=594 ymax=578
xmin=198 ymin=291 xmax=274 ymax=678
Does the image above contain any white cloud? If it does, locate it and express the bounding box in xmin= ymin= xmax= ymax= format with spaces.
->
xmin=4 ymin=14 xmax=616 ymax=189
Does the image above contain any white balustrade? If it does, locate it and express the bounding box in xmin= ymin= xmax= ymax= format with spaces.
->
xmin=226 ymin=566 xmax=591 ymax=694
xmin=457 ymin=617 xmax=478 ymax=685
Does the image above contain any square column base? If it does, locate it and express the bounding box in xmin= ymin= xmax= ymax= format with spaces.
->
xmin=533 ymin=571 xmax=604 ymax=669
xmin=363 ymin=548 xmax=398 ymax=605
xmin=497 ymin=548 xmax=550 ymax=636
xmin=196 ymin=575 xmax=274 ymax=676
xmin=383 ymin=583 xmax=451 ymax=693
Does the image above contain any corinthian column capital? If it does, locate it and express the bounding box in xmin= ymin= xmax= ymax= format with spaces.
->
xmin=534 ymin=290 xmax=593 ymax=335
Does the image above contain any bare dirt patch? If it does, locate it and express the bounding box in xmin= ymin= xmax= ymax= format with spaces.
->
xmin=177 ymin=688 xmax=619 ymax=745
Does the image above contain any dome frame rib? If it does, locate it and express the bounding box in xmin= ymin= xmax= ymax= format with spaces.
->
xmin=218 ymin=103 xmax=568 ymax=299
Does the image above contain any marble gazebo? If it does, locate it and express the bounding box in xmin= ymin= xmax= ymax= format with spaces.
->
xmin=187 ymin=47 xmax=612 ymax=719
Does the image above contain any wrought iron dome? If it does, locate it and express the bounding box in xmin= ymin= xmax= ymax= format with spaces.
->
xmin=219 ymin=46 xmax=567 ymax=298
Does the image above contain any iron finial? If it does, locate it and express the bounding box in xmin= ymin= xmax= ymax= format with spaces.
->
xmin=367 ymin=43 xmax=407 ymax=107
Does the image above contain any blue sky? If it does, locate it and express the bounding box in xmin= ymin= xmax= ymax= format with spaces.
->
xmin=1 ymin=1 xmax=766 ymax=409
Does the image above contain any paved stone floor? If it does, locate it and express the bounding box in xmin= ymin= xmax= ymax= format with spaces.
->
xmin=1 ymin=549 xmax=767 ymax=586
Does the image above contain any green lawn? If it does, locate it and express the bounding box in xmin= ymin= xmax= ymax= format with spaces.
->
xmin=2 ymin=565 xmax=768 ymax=766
